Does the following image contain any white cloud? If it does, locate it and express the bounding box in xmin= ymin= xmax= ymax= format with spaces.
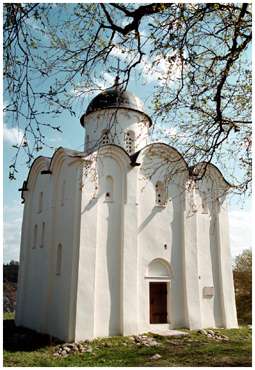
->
xmin=71 ymin=72 xmax=115 ymax=98
xmin=94 ymin=72 xmax=115 ymax=90
xmin=3 ymin=124 xmax=24 ymax=145
xmin=111 ymin=45 xmax=135 ymax=64
xmin=138 ymin=54 xmax=182 ymax=85
xmin=111 ymin=45 xmax=182 ymax=86
xmin=229 ymin=210 xmax=252 ymax=258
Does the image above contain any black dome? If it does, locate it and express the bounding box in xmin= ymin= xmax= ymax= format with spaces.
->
xmin=80 ymin=88 xmax=152 ymax=126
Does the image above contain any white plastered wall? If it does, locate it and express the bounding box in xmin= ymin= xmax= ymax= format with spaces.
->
xmin=194 ymin=168 xmax=238 ymax=329
xmin=196 ymin=177 xmax=223 ymax=328
xmin=137 ymin=145 xmax=188 ymax=333
xmin=16 ymin=157 xmax=51 ymax=333
xmin=45 ymin=152 xmax=82 ymax=341
xmin=16 ymin=149 xmax=83 ymax=342
xmin=75 ymin=146 xmax=129 ymax=340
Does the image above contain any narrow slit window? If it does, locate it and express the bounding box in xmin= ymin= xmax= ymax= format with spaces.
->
xmin=125 ymin=131 xmax=135 ymax=154
xmin=56 ymin=244 xmax=62 ymax=275
xmin=40 ymin=222 xmax=45 ymax=248
xmin=105 ymin=175 xmax=114 ymax=201
xmin=33 ymin=224 xmax=38 ymax=249
xmin=38 ymin=192 xmax=43 ymax=213
xmin=61 ymin=180 xmax=66 ymax=206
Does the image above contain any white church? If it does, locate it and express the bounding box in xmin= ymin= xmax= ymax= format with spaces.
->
xmin=15 ymin=82 xmax=238 ymax=342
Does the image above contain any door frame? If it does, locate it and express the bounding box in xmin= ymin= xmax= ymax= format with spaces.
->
xmin=149 ymin=281 xmax=168 ymax=324
xmin=145 ymin=277 xmax=171 ymax=326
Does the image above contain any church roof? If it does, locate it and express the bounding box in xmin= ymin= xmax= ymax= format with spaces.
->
xmin=20 ymin=145 xmax=233 ymax=204
xmin=80 ymin=85 xmax=152 ymax=127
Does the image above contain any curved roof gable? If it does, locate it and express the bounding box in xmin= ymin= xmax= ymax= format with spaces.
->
xmin=134 ymin=142 xmax=231 ymax=188
xmin=191 ymin=162 xmax=232 ymax=189
xmin=136 ymin=142 xmax=189 ymax=170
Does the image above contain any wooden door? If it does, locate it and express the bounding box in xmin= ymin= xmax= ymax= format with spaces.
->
xmin=150 ymin=282 xmax=167 ymax=324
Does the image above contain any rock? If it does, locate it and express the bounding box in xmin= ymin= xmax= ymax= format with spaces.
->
xmin=132 ymin=334 xmax=159 ymax=347
xmin=167 ymin=339 xmax=180 ymax=346
xmin=222 ymin=337 xmax=229 ymax=341
xmin=150 ymin=354 xmax=162 ymax=360
xmin=207 ymin=330 xmax=214 ymax=335
xmin=149 ymin=339 xmax=159 ymax=346
xmin=53 ymin=341 xmax=95 ymax=357
xmin=198 ymin=329 xmax=207 ymax=335
xmin=207 ymin=333 xmax=212 ymax=338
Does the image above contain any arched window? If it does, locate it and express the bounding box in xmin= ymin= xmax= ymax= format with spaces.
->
xmin=101 ymin=129 xmax=110 ymax=145
xmin=125 ymin=130 xmax=135 ymax=154
xmin=40 ymin=222 xmax=45 ymax=248
xmin=105 ymin=175 xmax=114 ymax=201
xmin=38 ymin=192 xmax=43 ymax=213
xmin=155 ymin=181 xmax=166 ymax=206
xmin=56 ymin=243 xmax=62 ymax=275
xmin=61 ymin=180 xmax=66 ymax=206
xmin=33 ymin=224 xmax=38 ymax=249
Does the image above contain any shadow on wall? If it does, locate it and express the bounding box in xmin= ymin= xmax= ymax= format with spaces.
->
xmin=82 ymin=198 xmax=97 ymax=213
xmin=170 ymin=186 xmax=186 ymax=328
xmin=209 ymin=209 xmax=224 ymax=328
xmin=106 ymin=201 xmax=121 ymax=335
xmin=138 ymin=206 xmax=162 ymax=234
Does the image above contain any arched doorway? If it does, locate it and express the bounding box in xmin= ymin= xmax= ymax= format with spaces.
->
xmin=146 ymin=259 xmax=172 ymax=324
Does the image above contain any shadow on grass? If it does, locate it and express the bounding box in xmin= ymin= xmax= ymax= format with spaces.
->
xmin=4 ymin=319 xmax=61 ymax=352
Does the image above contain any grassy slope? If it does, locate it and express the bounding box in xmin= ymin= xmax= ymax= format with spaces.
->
xmin=3 ymin=313 xmax=252 ymax=367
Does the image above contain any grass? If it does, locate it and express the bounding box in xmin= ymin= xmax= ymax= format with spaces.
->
xmin=3 ymin=313 xmax=252 ymax=367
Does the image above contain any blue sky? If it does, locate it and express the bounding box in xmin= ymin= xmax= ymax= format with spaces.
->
xmin=3 ymin=3 xmax=252 ymax=263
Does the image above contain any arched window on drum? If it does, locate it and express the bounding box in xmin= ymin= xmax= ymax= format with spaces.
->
xmin=101 ymin=129 xmax=110 ymax=145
